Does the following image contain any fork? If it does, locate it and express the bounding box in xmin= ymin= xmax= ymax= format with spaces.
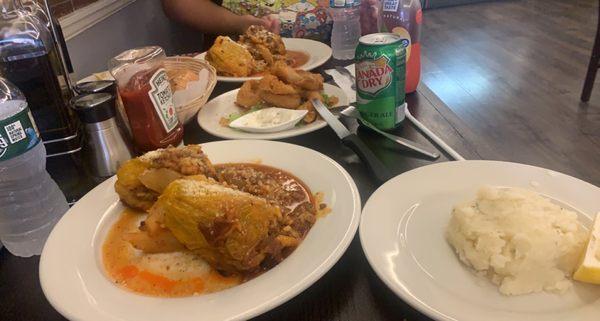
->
xmin=341 ymin=106 xmax=440 ymax=159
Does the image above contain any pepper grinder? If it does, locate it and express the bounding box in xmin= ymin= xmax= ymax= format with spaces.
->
xmin=71 ymin=93 xmax=133 ymax=178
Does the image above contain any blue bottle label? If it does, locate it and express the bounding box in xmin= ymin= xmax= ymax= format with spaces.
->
xmin=330 ymin=0 xmax=361 ymax=8
xmin=0 ymin=103 xmax=41 ymax=161
xmin=383 ymin=0 xmax=399 ymax=12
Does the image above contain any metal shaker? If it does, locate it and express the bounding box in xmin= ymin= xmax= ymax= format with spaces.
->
xmin=71 ymin=93 xmax=132 ymax=178
xmin=74 ymin=80 xmax=131 ymax=138
xmin=74 ymin=81 xmax=116 ymax=95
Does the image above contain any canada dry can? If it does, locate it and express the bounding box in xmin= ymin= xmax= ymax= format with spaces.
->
xmin=355 ymin=33 xmax=406 ymax=130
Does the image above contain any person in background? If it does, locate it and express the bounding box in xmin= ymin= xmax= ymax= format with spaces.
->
xmin=162 ymin=0 xmax=380 ymax=43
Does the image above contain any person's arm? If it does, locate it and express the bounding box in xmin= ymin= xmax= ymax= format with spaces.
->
xmin=161 ymin=0 xmax=268 ymax=34
xmin=360 ymin=0 xmax=380 ymax=35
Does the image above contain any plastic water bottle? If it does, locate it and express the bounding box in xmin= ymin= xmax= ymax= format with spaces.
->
xmin=0 ymin=77 xmax=68 ymax=257
xmin=330 ymin=0 xmax=362 ymax=60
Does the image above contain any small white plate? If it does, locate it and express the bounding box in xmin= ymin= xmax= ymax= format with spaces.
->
xmin=198 ymin=83 xmax=348 ymax=140
xmin=360 ymin=160 xmax=600 ymax=321
xmin=40 ymin=140 xmax=361 ymax=321
xmin=195 ymin=38 xmax=332 ymax=82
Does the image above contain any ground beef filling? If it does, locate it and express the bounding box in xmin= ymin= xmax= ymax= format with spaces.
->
xmin=215 ymin=163 xmax=317 ymax=276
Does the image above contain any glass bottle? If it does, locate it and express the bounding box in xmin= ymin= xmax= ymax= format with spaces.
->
xmin=17 ymin=0 xmax=49 ymax=27
xmin=0 ymin=0 xmax=78 ymax=149
xmin=109 ymin=46 xmax=183 ymax=153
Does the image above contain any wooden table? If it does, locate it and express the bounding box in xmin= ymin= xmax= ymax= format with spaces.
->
xmin=0 ymin=60 xmax=482 ymax=321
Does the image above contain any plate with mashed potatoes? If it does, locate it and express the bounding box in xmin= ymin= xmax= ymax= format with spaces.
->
xmin=359 ymin=160 xmax=600 ymax=321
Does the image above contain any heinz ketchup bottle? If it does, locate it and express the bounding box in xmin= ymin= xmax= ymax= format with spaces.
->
xmin=380 ymin=0 xmax=422 ymax=93
xmin=109 ymin=46 xmax=183 ymax=153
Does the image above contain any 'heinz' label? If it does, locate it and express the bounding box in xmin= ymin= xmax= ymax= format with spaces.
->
xmin=356 ymin=55 xmax=394 ymax=96
xmin=147 ymin=68 xmax=179 ymax=133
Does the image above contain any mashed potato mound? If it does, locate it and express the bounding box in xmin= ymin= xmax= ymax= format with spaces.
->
xmin=446 ymin=186 xmax=587 ymax=295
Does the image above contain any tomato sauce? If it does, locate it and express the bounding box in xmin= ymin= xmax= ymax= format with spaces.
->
xmin=102 ymin=209 xmax=241 ymax=297
xmin=119 ymin=68 xmax=183 ymax=153
xmin=103 ymin=164 xmax=327 ymax=297
xmin=286 ymin=50 xmax=310 ymax=68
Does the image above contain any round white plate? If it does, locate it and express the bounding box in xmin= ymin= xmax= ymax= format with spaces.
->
xmin=40 ymin=140 xmax=361 ymax=321
xmin=195 ymin=38 xmax=332 ymax=82
xmin=360 ymin=160 xmax=600 ymax=321
xmin=198 ymin=83 xmax=348 ymax=140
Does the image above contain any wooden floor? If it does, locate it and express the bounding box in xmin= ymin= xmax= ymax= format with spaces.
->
xmin=420 ymin=0 xmax=600 ymax=185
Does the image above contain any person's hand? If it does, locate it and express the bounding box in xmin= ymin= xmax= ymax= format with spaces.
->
xmin=239 ymin=15 xmax=264 ymax=33
xmin=360 ymin=0 xmax=380 ymax=35
xmin=261 ymin=14 xmax=281 ymax=34
xmin=238 ymin=14 xmax=280 ymax=34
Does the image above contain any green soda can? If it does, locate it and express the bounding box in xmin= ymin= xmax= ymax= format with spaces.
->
xmin=355 ymin=33 xmax=406 ymax=130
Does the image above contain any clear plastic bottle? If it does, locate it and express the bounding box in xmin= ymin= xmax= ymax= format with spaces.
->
xmin=380 ymin=0 xmax=422 ymax=93
xmin=0 ymin=77 xmax=68 ymax=257
xmin=330 ymin=0 xmax=362 ymax=60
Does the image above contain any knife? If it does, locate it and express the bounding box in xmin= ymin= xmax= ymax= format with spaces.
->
xmin=335 ymin=66 xmax=356 ymax=91
xmin=340 ymin=106 xmax=440 ymax=159
xmin=311 ymin=99 xmax=393 ymax=183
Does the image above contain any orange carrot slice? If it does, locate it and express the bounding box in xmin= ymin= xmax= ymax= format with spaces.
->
xmin=138 ymin=270 xmax=177 ymax=292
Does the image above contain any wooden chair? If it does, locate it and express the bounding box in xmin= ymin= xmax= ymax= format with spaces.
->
xmin=581 ymin=1 xmax=600 ymax=102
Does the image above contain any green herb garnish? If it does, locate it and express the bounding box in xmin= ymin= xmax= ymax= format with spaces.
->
xmin=226 ymin=105 xmax=263 ymax=122
xmin=321 ymin=92 xmax=332 ymax=107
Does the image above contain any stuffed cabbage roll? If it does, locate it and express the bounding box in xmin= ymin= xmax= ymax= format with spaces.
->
xmin=115 ymin=145 xmax=216 ymax=211
xmin=150 ymin=178 xmax=282 ymax=275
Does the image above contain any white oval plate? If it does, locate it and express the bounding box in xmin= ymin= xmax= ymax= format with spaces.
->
xmin=360 ymin=160 xmax=600 ymax=321
xmin=40 ymin=140 xmax=361 ymax=321
xmin=195 ymin=38 xmax=332 ymax=82
xmin=198 ymin=83 xmax=348 ymax=140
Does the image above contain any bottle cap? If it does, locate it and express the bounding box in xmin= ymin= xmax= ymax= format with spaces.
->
xmin=70 ymin=93 xmax=116 ymax=123
xmin=109 ymin=46 xmax=166 ymax=84
xmin=74 ymin=81 xmax=116 ymax=95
